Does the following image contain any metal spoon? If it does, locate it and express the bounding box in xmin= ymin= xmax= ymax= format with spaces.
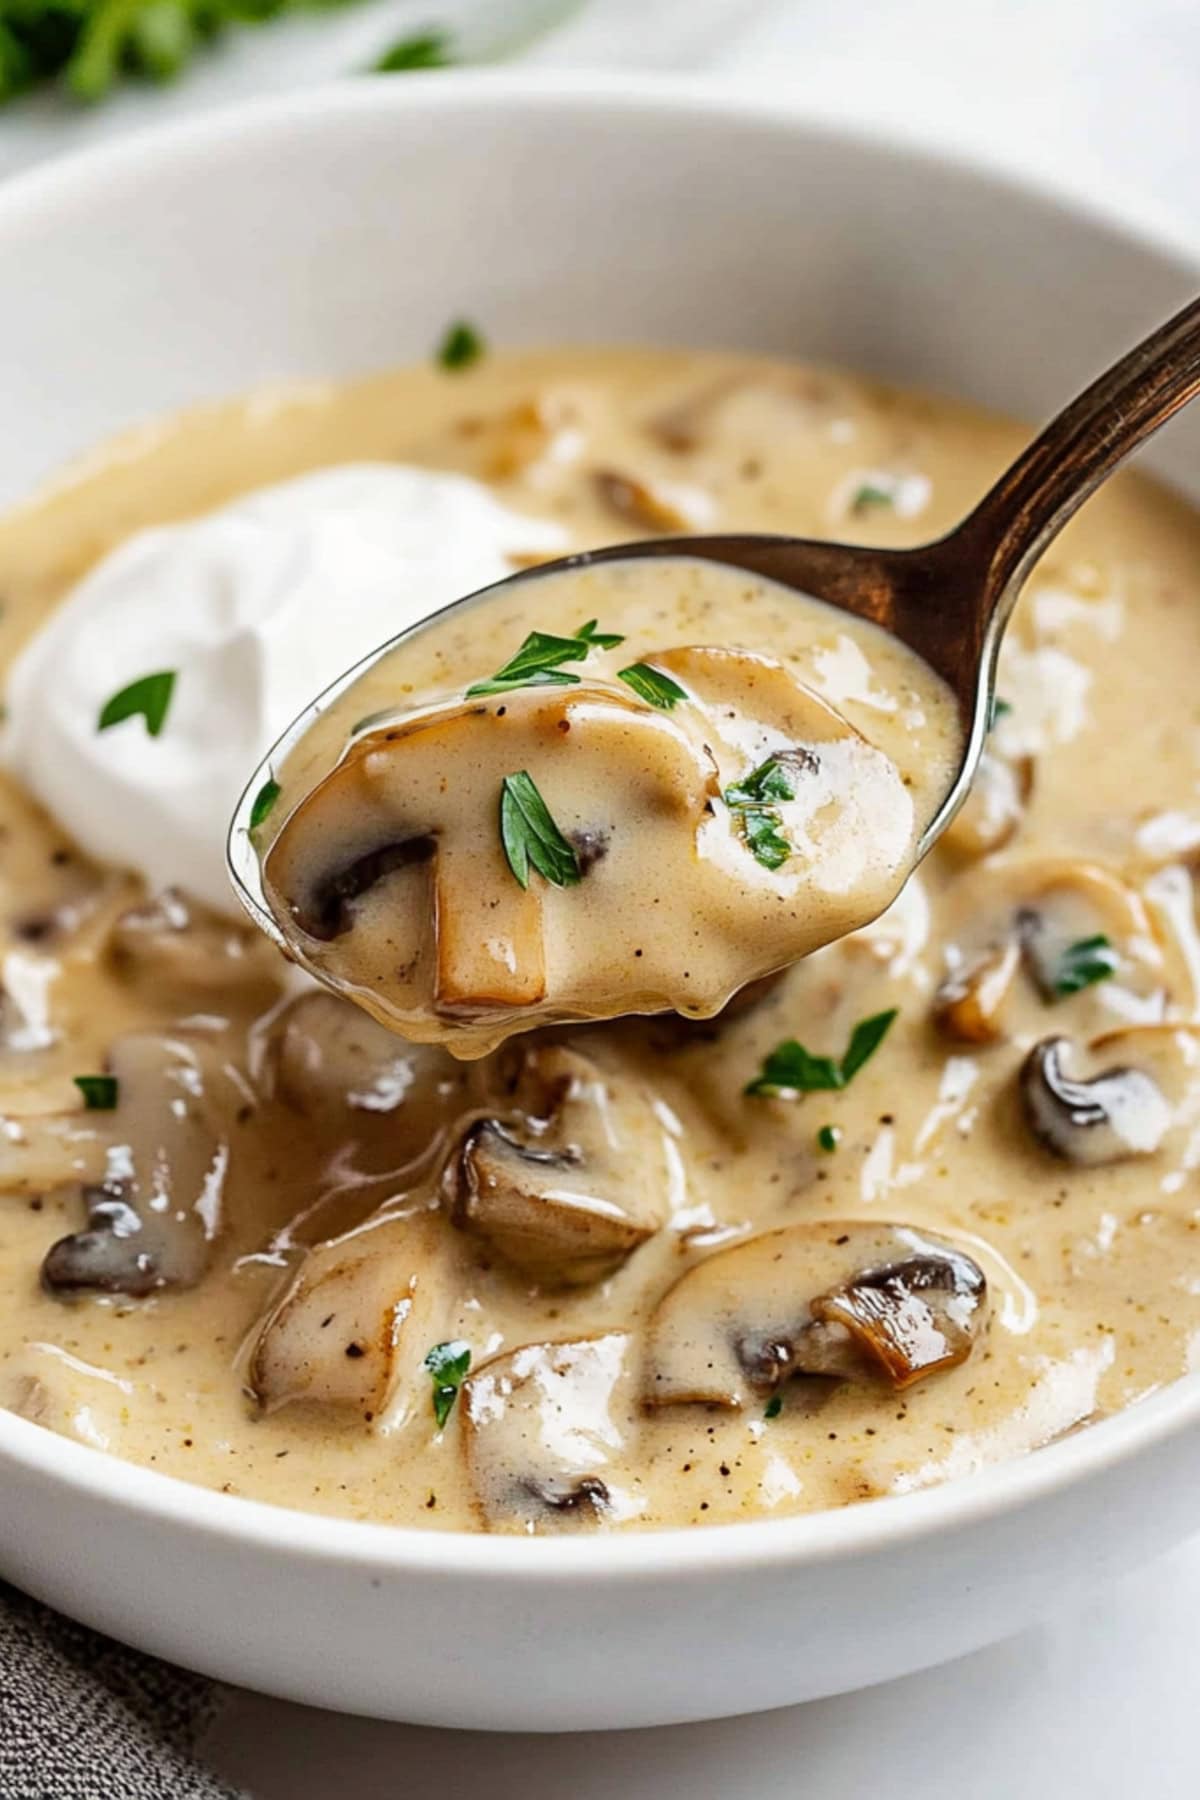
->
xmin=228 ymin=293 xmax=1200 ymax=943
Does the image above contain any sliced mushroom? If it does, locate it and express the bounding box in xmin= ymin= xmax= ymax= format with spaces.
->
xmin=263 ymin=681 xmax=721 ymax=1049
xmin=40 ymin=1031 xmax=243 ymax=1297
xmin=247 ymin=1208 xmax=456 ymax=1424
xmin=462 ymin=1332 xmax=642 ymax=1532
xmin=449 ymin=1042 xmax=667 ymax=1286
xmin=933 ymin=858 xmax=1178 ymax=1044
xmin=106 ymin=887 xmax=283 ymax=1001
xmin=1020 ymin=1034 xmax=1175 ymax=1165
xmin=941 ymin=748 xmax=1034 ymax=860
xmin=645 ymin=1221 xmax=988 ymax=1408
xmin=592 ymin=468 xmax=704 ymax=534
xmin=261 ymin=991 xmax=470 ymax=1177
xmin=645 ymin=370 xmax=852 ymax=456
xmin=931 ymin=939 xmax=1022 ymax=1045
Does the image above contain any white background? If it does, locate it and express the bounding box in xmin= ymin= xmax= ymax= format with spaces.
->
xmin=4 ymin=2 xmax=1199 ymax=1792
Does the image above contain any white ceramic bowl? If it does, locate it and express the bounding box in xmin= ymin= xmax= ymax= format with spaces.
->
xmin=2 ymin=74 xmax=1200 ymax=1732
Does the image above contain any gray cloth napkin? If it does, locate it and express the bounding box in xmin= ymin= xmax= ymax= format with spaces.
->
xmin=0 ymin=1583 xmax=246 ymax=1799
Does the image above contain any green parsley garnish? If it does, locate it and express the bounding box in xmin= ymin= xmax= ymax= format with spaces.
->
xmin=764 ymin=1394 xmax=783 ymax=1420
xmin=746 ymin=1009 xmax=899 ymax=1098
xmin=499 ymin=771 xmax=581 ymax=890
xmin=249 ymin=777 xmax=281 ymax=833
xmin=0 ymin=0 xmax=388 ymax=107
xmin=724 ymin=755 xmax=799 ymax=871
xmin=467 ymin=630 xmax=591 ymax=698
xmin=575 ymin=619 xmax=625 ymax=650
xmin=989 ymin=695 xmax=1013 ymax=729
xmin=817 ymin=1124 xmax=841 ymax=1152
xmin=852 ymin=482 xmax=894 ymax=512
xmin=423 ymin=1340 xmax=470 ymax=1429
xmin=374 ymin=28 xmax=453 ymax=72
xmin=74 ymin=1074 xmax=118 ymax=1111
xmin=437 ymin=319 xmax=485 ymax=371
xmin=738 ymin=807 xmax=792 ymax=871
xmin=97 ymin=670 xmax=176 ymax=739
xmin=617 ymin=662 xmax=687 ymax=710
xmin=724 ymin=756 xmax=797 ymax=808
xmin=1052 ymin=934 xmax=1119 ymax=998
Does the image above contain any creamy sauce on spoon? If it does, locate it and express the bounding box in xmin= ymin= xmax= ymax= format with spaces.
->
xmin=256 ymin=559 xmax=960 ymax=1055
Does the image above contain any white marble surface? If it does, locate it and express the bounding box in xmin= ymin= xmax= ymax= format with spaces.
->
xmin=4 ymin=0 xmax=1200 ymax=1790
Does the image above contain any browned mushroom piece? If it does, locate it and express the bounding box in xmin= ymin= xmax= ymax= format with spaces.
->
xmin=261 ymin=991 xmax=470 ymax=1177
xmin=1017 ymin=1027 xmax=1200 ymax=1166
xmin=645 ymin=370 xmax=852 ymax=456
xmin=260 ymin=633 xmax=923 ymax=1059
xmin=106 ymin=887 xmax=284 ymax=1002
xmin=461 ymin=1332 xmax=642 ymax=1531
xmin=592 ymin=469 xmax=700 ymax=535
xmin=644 ymin=1221 xmax=988 ymax=1408
xmin=263 ymin=683 xmax=719 ymax=1051
xmin=449 ymin=1042 xmax=668 ymax=1286
xmin=932 ymin=859 xmax=1179 ymax=1045
xmin=40 ymin=1031 xmax=244 ymax=1297
xmin=940 ymin=748 xmax=1034 ymax=861
xmin=247 ymin=1208 xmax=458 ymax=1423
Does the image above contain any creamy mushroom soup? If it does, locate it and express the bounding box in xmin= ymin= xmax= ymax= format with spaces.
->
xmin=1 ymin=345 xmax=1199 ymax=1534
xmin=256 ymin=558 xmax=961 ymax=1056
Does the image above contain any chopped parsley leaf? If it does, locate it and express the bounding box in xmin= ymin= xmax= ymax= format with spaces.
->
xmin=97 ymin=670 xmax=176 ymax=739
xmin=575 ymin=618 xmax=625 ymax=650
xmin=739 ymin=806 xmax=791 ymax=871
xmin=424 ymin=1340 xmax=471 ymax=1429
xmin=74 ymin=1074 xmax=117 ymax=1110
xmin=1052 ymin=933 xmax=1119 ymax=998
xmin=724 ymin=756 xmax=797 ymax=808
xmin=500 ymin=771 xmax=581 ymax=890
xmin=852 ymin=482 xmax=894 ymax=512
xmin=617 ymin=662 xmax=687 ymax=710
xmin=764 ymin=1394 xmax=783 ymax=1420
xmin=466 ymin=622 xmax=623 ymax=698
xmin=723 ymin=756 xmax=800 ymax=870
xmin=437 ymin=319 xmax=485 ymax=371
xmin=374 ymin=28 xmax=453 ymax=73
xmin=817 ymin=1124 xmax=841 ymax=1152
xmin=746 ymin=1008 xmax=899 ymax=1098
xmin=249 ymin=777 xmax=281 ymax=833
xmin=989 ymin=695 xmax=1013 ymax=729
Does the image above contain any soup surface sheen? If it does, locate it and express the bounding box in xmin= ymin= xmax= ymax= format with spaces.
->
xmin=1 ymin=345 xmax=1199 ymax=1535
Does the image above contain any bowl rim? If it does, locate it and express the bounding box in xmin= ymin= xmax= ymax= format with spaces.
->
xmin=2 ymin=66 xmax=1200 ymax=1583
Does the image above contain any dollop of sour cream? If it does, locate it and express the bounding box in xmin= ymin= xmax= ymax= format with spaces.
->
xmin=3 ymin=464 xmax=566 ymax=916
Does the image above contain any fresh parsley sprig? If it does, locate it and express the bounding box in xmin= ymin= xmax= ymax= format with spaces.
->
xmin=97 ymin=670 xmax=176 ymax=739
xmin=616 ymin=662 xmax=686 ymax=710
xmin=724 ymin=755 xmax=798 ymax=872
xmin=436 ymin=318 xmax=485 ymax=370
xmin=1051 ymin=933 xmax=1118 ymax=998
xmin=423 ymin=1340 xmax=470 ymax=1429
xmin=74 ymin=1074 xmax=118 ymax=1110
xmin=746 ymin=1009 xmax=898 ymax=1098
xmin=466 ymin=621 xmax=624 ymax=699
xmin=249 ymin=777 xmax=281 ymax=833
xmin=375 ymin=27 xmax=453 ymax=73
xmin=499 ymin=771 xmax=581 ymax=890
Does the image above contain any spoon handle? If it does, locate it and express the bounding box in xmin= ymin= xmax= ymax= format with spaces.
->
xmin=963 ymin=292 xmax=1200 ymax=616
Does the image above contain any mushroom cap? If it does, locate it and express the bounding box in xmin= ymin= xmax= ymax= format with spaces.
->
xmin=40 ymin=1031 xmax=242 ymax=1297
xmin=106 ymin=887 xmax=282 ymax=1003
xmin=645 ymin=1220 xmax=988 ymax=1408
xmin=1019 ymin=1026 xmax=1198 ymax=1166
xmin=934 ymin=857 xmax=1183 ymax=1046
xmin=259 ymin=643 xmax=921 ymax=1058
xmin=247 ymin=1207 xmax=457 ymax=1425
xmin=462 ymin=1331 xmax=643 ymax=1532
xmin=449 ymin=1041 xmax=668 ymax=1287
xmin=262 ymin=991 xmax=471 ymax=1180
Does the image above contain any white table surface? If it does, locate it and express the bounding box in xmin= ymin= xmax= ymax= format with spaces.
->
xmin=5 ymin=1 xmax=1200 ymax=1791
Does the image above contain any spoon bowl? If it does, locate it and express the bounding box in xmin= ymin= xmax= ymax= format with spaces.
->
xmin=228 ymin=292 xmax=1200 ymax=941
